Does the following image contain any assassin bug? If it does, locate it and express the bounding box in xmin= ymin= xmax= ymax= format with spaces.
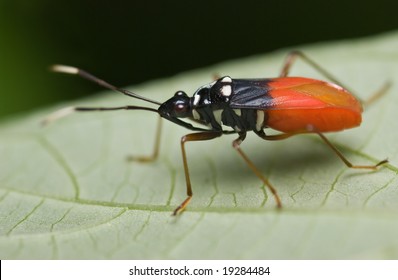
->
xmin=44 ymin=51 xmax=389 ymax=215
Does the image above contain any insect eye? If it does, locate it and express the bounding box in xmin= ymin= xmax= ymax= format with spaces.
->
xmin=174 ymin=100 xmax=189 ymax=115
xmin=173 ymin=100 xmax=190 ymax=118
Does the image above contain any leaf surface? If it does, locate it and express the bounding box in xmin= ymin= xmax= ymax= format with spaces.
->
xmin=1 ymin=32 xmax=398 ymax=259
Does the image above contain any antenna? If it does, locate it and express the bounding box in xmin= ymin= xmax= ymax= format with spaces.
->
xmin=51 ymin=65 xmax=162 ymax=106
xmin=43 ymin=65 xmax=161 ymax=125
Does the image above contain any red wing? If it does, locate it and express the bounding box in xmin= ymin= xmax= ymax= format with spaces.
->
xmin=230 ymin=77 xmax=362 ymax=113
xmin=265 ymin=77 xmax=363 ymax=132
xmin=267 ymin=77 xmax=362 ymax=112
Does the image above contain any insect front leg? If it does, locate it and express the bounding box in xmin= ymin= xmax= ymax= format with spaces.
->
xmin=232 ymin=132 xmax=282 ymax=208
xmin=127 ymin=117 xmax=162 ymax=162
xmin=173 ymin=131 xmax=223 ymax=215
xmin=42 ymin=105 xmax=162 ymax=162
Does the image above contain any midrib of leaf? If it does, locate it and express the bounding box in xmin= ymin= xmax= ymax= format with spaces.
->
xmin=2 ymin=185 xmax=398 ymax=221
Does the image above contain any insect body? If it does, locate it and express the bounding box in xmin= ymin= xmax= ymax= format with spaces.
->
xmin=44 ymin=51 xmax=388 ymax=215
xmin=161 ymin=76 xmax=362 ymax=134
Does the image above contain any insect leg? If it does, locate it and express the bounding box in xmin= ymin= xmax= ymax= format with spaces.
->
xmin=256 ymin=129 xmax=387 ymax=169
xmin=280 ymin=51 xmax=350 ymax=86
xmin=317 ymin=132 xmax=388 ymax=169
xmin=127 ymin=116 xmax=162 ymax=162
xmin=362 ymin=81 xmax=391 ymax=108
xmin=232 ymin=132 xmax=282 ymax=208
xmin=42 ymin=105 xmax=162 ymax=162
xmin=254 ymin=129 xmax=298 ymax=141
xmin=279 ymin=51 xmax=390 ymax=106
xmin=174 ymin=131 xmax=223 ymax=215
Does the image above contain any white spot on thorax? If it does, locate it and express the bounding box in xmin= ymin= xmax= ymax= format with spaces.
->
xmin=220 ymin=76 xmax=232 ymax=97
xmin=193 ymin=94 xmax=201 ymax=106
xmin=221 ymin=76 xmax=232 ymax=83
xmin=221 ymin=85 xmax=232 ymax=96
xmin=212 ymin=109 xmax=242 ymax=132
xmin=256 ymin=111 xmax=265 ymax=131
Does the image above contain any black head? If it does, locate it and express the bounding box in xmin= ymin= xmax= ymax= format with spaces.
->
xmin=158 ymin=90 xmax=213 ymax=132
xmin=158 ymin=90 xmax=192 ymax=119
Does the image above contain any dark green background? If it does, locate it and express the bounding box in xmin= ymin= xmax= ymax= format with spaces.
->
xmin=1 ymin=0 xmax=397 ymax=118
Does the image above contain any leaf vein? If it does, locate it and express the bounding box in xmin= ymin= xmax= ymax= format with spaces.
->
xmin=7 ymin=198 xmax=45 ymax=236
xmin=37 ymin=136 xmax=80 ymax=199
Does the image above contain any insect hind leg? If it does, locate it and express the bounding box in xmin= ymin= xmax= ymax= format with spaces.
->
xmin=316 ymin=132 xmax=388 ymax=170
xmin=280 ymin=51 xmax=351 ymax=88
xmin=280 ymin=51 xmax=391 ymax=106
xmin=255 ymin=129 xmax=387 ymax=170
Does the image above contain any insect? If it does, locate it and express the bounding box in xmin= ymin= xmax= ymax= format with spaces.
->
xmin=44 ymin=51 xmax=389 ymax=215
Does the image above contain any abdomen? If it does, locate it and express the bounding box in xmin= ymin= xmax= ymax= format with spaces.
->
xmin=266 ymin=107 xmax=362 ymax=133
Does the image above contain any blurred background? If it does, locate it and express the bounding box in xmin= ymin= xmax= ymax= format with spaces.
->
xmin=1 ymin=0 xmax=398 ymax=119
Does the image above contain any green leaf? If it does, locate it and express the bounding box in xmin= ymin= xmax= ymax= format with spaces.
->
xmin=1 ymin=31 xmax=398 ymax=259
